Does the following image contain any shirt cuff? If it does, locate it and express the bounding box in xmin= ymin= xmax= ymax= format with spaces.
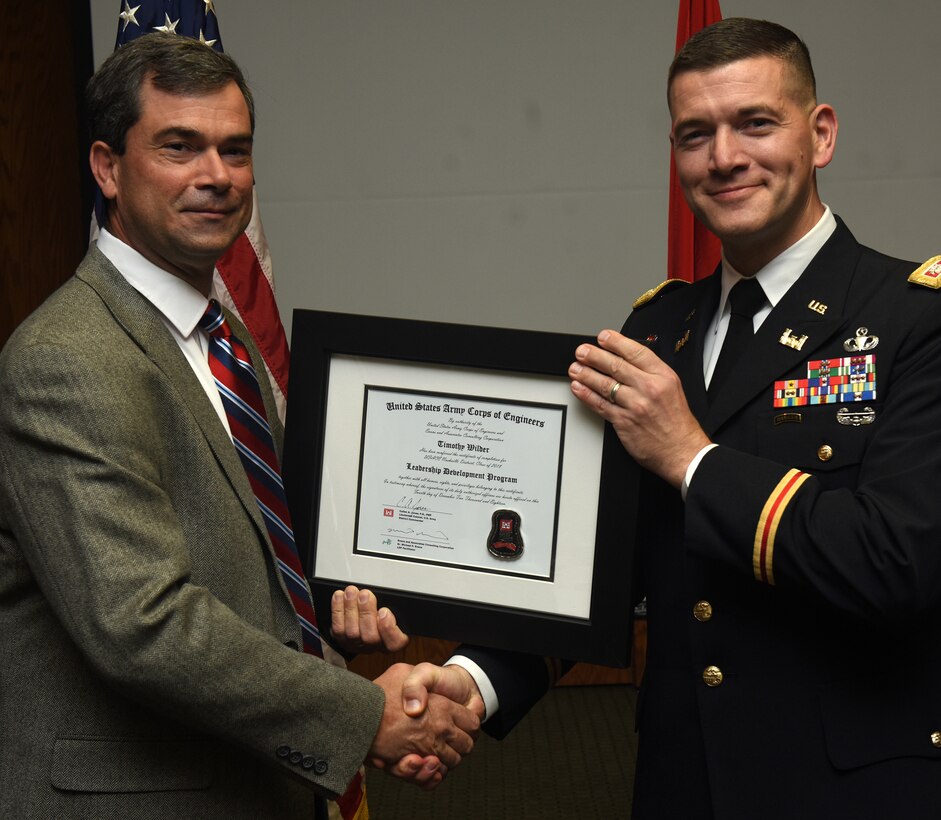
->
xmin=682 ymin=443 xmax=719 ymax=501
xmin=445 ymin=655 xmax=499 ymax=721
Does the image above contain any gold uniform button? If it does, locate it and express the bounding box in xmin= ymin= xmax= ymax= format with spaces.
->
xmin=693 ymin=601 xmax=713 ymax=622
xmin=931 ymin=732 xmax=941 ymax=749
xmin=702 ymin=666 xmax=723 ymax=687
xmin=817 ymin=444 xmax=834 ymax=462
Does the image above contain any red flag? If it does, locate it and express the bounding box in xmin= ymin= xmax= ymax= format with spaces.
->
xmin=667 ymin=0 xmax=723 ymax=282
xmin=213 ymin=190 xmax=289 ymax=424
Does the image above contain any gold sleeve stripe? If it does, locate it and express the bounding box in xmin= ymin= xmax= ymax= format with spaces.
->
xmin=753 ymin=469 xmax=811 ymax=586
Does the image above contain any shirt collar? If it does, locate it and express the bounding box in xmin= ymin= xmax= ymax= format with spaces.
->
xmin=717 ymin=206 xmax=837 ymax=317
xmin=96 ymin=228 xmax=209 ymax=339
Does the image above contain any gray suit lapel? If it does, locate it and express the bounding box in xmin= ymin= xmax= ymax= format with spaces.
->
xmin=76 ymin=248 xmax=270 ymax=542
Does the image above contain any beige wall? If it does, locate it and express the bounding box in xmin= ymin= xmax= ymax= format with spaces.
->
xmin=90 ymin=1 xmax=941 ymax=341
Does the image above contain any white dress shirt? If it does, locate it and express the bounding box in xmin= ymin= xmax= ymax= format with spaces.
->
xmin=96 ymin=228 xmax=232 ymax=438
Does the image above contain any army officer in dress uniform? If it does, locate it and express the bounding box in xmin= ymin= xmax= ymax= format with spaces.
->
xmin=407 ymin=16 xmax=941 ymax=820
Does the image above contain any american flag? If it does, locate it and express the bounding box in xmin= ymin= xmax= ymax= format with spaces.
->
xmin=99 ymin=0 xmax=290 ymax=425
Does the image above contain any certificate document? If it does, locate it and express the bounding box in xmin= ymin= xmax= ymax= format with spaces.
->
xmin=354 ymin=387 xmax=565 ymax=580
xmin=284 ymin=310 xmax=638 ymax=664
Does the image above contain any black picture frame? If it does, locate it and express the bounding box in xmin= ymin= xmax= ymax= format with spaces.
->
xmin=283 ymin=310 xmax=639 ymax=666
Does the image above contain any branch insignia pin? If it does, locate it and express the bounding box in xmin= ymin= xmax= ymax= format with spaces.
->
xmin=779 ymin=328 xmax=808 ymax=351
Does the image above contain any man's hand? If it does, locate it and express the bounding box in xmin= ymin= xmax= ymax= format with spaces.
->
xmin=368 ymin=663 xmax=481 ymax=787
xmin=329 ymin=585 xmax=409 ymax=655
xmin=401 ymin=662 xmax=486 ymax=719
xmin=569 ymin=330 xmax=711 ymax=488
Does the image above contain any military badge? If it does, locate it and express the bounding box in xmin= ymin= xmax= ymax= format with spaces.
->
xmin=843 ymin=327 xmax=879 ymax=353
xmin=773 ymin=355 xmax=876 ymax=407
xmin=837 ymin=407 xmax=876 ymax=426
xmin=487 ymin=509 xmax=524 ymax=559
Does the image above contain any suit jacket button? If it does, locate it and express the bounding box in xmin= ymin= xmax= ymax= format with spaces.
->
xmin=314 ymin=759 xmax=329 ymax=775
xmin=276 ymin=745 xmax=292 ymax=759
xmin=702 ymin=665 xmax=723 ymax=687
xmin=693 ymin=600 xmax=713 ymax=622
xmin=289 ymin=750 xmax=304 ymax=765
xmin=931 ymin=732 xmax=941 ymax=748
xmin=301 ymin=755 xmax=316 ymax=770
xmin=817 ymin=444 xmax=834 ymax=462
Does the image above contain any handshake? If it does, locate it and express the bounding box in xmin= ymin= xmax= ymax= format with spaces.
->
xmin=369 ymin=662 xmax=484 ymax=790
xmin=330 ymin=586 xmax=486 ymax=790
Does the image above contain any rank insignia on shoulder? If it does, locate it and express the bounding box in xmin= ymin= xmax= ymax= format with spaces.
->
xmin=632 ymin=278 xmax=688 ymax=309
xmin=488 ymin=509 xmax=523 ymax=560
xmin=908 ymin=255 xmax=941 ymax=289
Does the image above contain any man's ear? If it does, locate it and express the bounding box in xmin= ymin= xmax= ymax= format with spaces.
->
xmin=89 ymin=140 xmax=120 ymax=201
xmin=810 ymin=104 xmax=838 ymax=170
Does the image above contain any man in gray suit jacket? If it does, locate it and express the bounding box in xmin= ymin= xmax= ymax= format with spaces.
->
xmin=0 ymin=34 xmax=480 ymax=819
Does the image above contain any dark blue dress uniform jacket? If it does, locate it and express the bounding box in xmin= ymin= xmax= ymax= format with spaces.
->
xmin=462 ymin=218 xmax=941 ymax=820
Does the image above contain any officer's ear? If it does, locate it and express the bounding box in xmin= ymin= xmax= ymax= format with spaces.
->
xmin=810 ymin=104 xmax=837 ymax=170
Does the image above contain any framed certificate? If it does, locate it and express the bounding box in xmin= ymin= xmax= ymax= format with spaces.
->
xmin=283 ymin=311 xmax=639 ymax=666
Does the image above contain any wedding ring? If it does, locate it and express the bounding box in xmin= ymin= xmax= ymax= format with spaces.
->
xmin=608 ymin=381 xmax=622 ymax=403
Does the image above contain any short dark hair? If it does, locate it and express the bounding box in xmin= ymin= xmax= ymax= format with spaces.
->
xmin=86 ymin=32 xmax=255 ymax=155
xmin=668 ymin=18 xmax=816 ymax=107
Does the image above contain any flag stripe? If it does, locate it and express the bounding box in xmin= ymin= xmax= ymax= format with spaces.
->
xmin=667 ymin=0 xmax=723 ymax=282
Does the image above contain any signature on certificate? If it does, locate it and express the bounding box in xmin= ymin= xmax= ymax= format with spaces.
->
xmin=396 ymin=495 xmax=429 ymax=511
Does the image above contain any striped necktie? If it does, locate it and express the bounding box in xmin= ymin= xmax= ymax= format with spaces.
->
xmin=200 ymin=301 xmax=369 ymax=819
xmin=199 ymin=300 xmax=323 ymax=658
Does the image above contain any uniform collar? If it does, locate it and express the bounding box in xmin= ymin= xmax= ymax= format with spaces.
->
xmin=715 ymin=206 xmax=838 ymax=327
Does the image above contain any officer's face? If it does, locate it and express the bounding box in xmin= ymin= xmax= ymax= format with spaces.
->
xmin=669 ymin=56 xmax=836 ymax=274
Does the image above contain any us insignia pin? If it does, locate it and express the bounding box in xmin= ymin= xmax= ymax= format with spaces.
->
xmin=844 ymin=327 xmax=878 ymax=352
xmin=808 ymin=300 xmax=828 ymax=315
xmin=779 ymin=328 xmax=808 ymax=351
xmin=488 ymin=509 xmax=523 ymax=559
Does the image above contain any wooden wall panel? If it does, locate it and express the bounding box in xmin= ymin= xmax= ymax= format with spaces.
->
xmin=0 ymin=0 xmax=90 ymax=347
